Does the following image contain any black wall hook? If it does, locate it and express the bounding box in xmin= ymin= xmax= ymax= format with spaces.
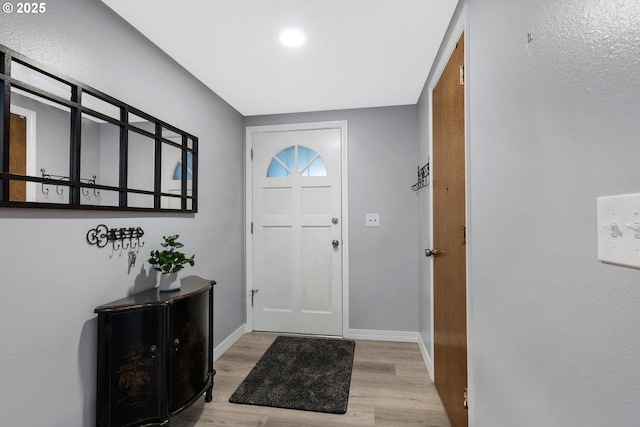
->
xmin=411 ymin=162 xmax=430 ymax=191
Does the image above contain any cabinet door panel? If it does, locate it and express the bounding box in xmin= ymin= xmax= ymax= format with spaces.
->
xmin=107 ymin=308 xmax=164 ymax=427
xmin=168 ymin=290 xmax=209 ymax=410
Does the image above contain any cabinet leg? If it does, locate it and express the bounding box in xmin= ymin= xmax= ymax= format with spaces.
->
xmin=205 ymin=369 xmax=215 ymax=402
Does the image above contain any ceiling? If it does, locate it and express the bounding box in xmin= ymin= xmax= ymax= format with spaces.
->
xmin=100 ymin=0 xmax=458 ymax=116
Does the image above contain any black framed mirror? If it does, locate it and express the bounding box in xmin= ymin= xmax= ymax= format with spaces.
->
xmin=0 ymin=44 xmax=198 ymax=212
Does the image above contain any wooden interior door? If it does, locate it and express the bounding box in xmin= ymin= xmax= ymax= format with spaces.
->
xmin=432 ymin=32 xmax=468 ymax=427
xmin=9 ymin=113 xmax=27 ymax=201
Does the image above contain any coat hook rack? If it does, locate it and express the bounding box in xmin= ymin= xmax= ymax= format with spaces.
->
xmin=86 ymin=224 xmax=145 ymax=258
xmin=411 ymin=161 xmax=430 ymax=191
xmin=41 ymin=168 xmax=101 ymax=200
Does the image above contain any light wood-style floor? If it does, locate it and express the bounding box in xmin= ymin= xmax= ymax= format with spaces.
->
xmin=171 ymin=332 xmax=452 ymax=427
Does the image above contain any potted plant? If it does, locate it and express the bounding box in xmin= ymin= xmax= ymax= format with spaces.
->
xmin=148 ymin=234 xmax=195 ymax=292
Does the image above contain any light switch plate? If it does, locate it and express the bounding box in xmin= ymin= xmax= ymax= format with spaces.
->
xmin=366 ymin=213 xmax=380 ymax=227
xmin=597 ymin=193 xmax=640 ymax=269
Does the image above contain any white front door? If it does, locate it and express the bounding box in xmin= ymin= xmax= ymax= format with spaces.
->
xmin=250 ymin=125 xmax=344 ymax=336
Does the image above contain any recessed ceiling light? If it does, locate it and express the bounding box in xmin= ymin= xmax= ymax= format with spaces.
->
xmin=279 ymin=29 xmax=306 ymax=47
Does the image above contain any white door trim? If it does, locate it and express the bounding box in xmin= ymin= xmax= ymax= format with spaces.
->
xmin=245 ymin=120 xmax=349 ymax=337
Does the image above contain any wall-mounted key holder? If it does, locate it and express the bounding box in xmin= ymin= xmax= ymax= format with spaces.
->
xmin=86 ymin=224 xmax=145 ymax=262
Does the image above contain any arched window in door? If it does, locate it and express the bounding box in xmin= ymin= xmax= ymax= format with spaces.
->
xmin=172 ymin=152 xmax=193 ymax=180
xmin=267 ymin=145 xmax=327 ymax=177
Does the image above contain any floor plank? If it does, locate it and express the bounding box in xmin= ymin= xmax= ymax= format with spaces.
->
xmin=171 ymin=332 xmax=452 ymax=427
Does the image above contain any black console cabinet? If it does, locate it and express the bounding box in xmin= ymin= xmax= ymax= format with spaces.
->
xmin=95 ymin=276 xmax=215 ymax=427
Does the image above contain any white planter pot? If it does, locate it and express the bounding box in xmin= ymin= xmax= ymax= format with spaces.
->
xmin=158 ymin=273 xmax=180 ymax=292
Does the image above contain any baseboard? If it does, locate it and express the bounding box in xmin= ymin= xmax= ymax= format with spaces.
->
xmin=348 ymin=328 xmax=420 ymax=343
xmin=213 ymin=323 xmax=246 ymax=361
xmin=417 ymin=333 xmax=435 ymax=382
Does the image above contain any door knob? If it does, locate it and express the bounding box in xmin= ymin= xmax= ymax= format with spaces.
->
xmin=332 ymin=239 xmax=340 ymax=248
xmin=425 ymin=248 xmax=439 ymax=258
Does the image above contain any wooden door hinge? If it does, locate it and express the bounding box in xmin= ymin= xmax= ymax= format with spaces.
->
xmin=459 ymin=65 xmax=465 ymax=86
xmin=464 ymin=387 xmax=469 ymax=409
xmin=461 ymin=225 xmax=466 ymax=246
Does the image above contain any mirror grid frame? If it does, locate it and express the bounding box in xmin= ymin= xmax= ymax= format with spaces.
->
xmin=0 ymin=43 xmax=198 ymax=213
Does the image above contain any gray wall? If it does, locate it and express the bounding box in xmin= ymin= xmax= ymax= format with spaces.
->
xmin=0 ymin=0 xmax=245 ymax=425
xmin=245 ymin=106 xmax=420 ymax=332
xmin=418 ymin=0 xmax=640 ymax=425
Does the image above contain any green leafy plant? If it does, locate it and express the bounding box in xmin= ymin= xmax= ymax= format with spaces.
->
xmin=148 ymin=234 xmax=195 ymax=274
